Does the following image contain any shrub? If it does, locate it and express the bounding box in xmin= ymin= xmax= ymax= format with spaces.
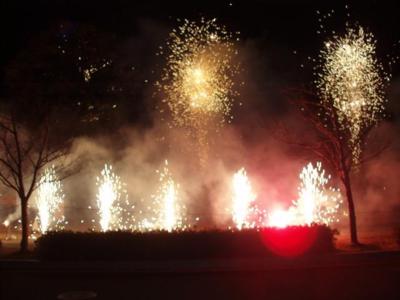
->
xmin=35 ymin=225 xmax=337 ymax=261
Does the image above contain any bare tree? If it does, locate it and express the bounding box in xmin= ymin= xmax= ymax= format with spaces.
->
xmin=0 ymin=113 xmax=73 ymax=252
xmin=279 ymin=90 xmax=388 ymax=245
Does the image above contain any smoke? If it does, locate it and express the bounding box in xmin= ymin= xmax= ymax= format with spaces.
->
xmin=51 ymin=30 xmax=313 ymax=230
xmin=3 ymin=198 xmax=21 ymax=226
xmin=2 ymin=16 xmax=399 ymax=238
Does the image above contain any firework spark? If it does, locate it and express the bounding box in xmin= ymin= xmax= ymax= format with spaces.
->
xmin=231 ymin=168 xmax=258 ymax=230
xmin=268 ymin=162 xmax=342 ymax=228
xmin=159 ymin=18 xmax=239 ymax=128
xmin=317 ymin=26 xmax=389 ymax=163
xmin=96 ymin=164 xmax=133 ymax=231
xmin=294 ymin=162 xmax=342 ymax=225
xmin=35 ymin=166 xmax=65 ymax=233
xmin=141 ymin=160 xmax=186 ymax=232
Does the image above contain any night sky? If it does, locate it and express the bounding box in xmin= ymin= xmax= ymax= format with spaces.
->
xmin=1 ymin=0 xmax=400 ymax=133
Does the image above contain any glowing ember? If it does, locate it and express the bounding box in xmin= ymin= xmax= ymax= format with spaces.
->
xmin=231 ymin=168 xmax=257 ymax=230
xmin=159 ymin=18 xmax=239 ymax=128
xmin=35 ymin=166 xmax=66 ymax=233
xmin=317 ymin=26 xmax=389 ymax=163
xmin=96 ymin=164 xmax=126 ymax=231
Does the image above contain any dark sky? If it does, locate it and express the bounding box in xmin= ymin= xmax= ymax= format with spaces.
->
xmin=1 ymin=0 xmax=400 ymax=130
xmin=2 ymin=0 xmax=400 ymax=58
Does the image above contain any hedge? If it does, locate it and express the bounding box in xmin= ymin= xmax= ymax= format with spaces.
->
xmin=35 ymin=225 xmax=337 ymax=261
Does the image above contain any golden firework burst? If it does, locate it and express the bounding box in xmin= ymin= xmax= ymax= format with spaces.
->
xmin=316 ymin=26 xmax=389 ymax=163
xmin=158 ymin=18 xmax=239 ymax=128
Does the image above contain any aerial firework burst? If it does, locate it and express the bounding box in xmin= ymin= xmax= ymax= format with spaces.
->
xmin=159 ymin=18 xmax=239 ymax=128
xmin=316 ymin=26 xmax=389 ymax=163
xmin=96 ymin=164 xmax=133 ymax=231
xmin=35 ymin=166 xmax=66 ymax=233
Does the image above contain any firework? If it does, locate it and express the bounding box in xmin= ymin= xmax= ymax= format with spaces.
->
xmin=294 ymin=162 xmax=342 ymax=225
xmin=141 ymin=160 xmax=186 ymax=232
xmin=268 ymin=208 xmax=295 ymax=228
xmin=317 ymin=26 xmax=389 ymax=163
xmin=231 ymin=168 xmax=259 ymax=229
xmin=159 ymin=18 xmax=239 ymax=128
xmin=268 ymin=162 xmax=342 ymax=228
xmin=96 ymin=164 xmax=133 ymax=231
xmin=35 ymin=166 xmax=65 ymax=233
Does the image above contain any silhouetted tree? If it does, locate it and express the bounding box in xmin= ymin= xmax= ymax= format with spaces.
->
xmin=0 ymin=110 xmax=73 ymax=252
xmin=281 ymin=91 xmax=388 ymax=245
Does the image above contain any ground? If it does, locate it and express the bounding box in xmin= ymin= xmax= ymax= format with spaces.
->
xmin=1 ymin=230 xmax=399 ymax=300
xmin=1 ymin=251 xmax=400 ymax=300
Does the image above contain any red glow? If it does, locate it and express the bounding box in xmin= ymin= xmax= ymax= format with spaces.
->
xmin=260 ymin=226 xmax=318 ymax=257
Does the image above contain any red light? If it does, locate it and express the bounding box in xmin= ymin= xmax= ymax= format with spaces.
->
xmin=260 ymin=226 xmax=318 ymax=257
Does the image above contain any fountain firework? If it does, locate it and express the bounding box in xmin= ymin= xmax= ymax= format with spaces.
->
xmin=294 ymin=162 xmax=342 ymax=225
xmin=231 ymin=168 xmax=259 ymax=229
xmin=35 ymin=166 xmax=66 ymax=233
xmin=316 ymin=26 xmax=389 ymax=163
xmin=268 ymin=162 xmax=342 ymax=227
xmin=96 ymin=164 xmax=133 ymax=231
xmin=143 ymin=160 xmax=186 ymax=232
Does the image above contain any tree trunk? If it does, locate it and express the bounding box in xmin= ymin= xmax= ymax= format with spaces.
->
xmin=20 ymin=198 xmax=29 ymax=253
xmin=342 ymin=172 xmax=359 ymax=245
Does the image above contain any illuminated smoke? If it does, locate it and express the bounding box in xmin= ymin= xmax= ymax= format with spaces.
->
xmin=317 ymin=27 xmax=389 ymax=163
xmin=35 ymin=166 xmax=66 ymax=233
xmin=2 ymin=198 xmax=21 ymax=229
xmin=268 ymin=208 xmax=295 ymax=229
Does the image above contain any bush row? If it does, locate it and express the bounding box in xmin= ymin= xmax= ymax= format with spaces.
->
xmin=35 ymin=225 xmax=337 ymax=261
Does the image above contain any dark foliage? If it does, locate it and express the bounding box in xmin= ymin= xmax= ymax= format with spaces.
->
xmin=35 ymin=225 xmax=336 ymax=261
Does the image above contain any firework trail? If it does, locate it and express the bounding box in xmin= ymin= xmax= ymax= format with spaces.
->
xmin=317 ymin=26 xmax=389 ymax=163
xmin=35 ymin=166 xmax=66 ymax=233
